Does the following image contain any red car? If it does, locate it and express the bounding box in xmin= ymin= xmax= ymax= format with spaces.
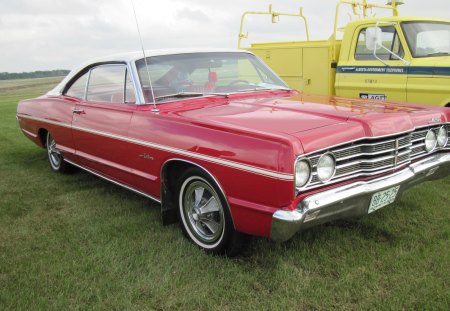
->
xmin=17 ymin=49 xmax=450 ymax=255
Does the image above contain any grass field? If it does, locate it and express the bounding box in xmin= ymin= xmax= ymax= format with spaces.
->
xmin=0 ymin=77 xmax=449 ymax=310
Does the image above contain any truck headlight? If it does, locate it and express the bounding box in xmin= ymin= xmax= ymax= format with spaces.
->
xmin=437 ymin=126 xmax=448 ymax=147
xmin=317 ymin=153 xmax=336 ymax=182
xmin=425 ymin=129 xmax=438 ymax=152
xmin=295 ymin=159 xmax=311 ymax=188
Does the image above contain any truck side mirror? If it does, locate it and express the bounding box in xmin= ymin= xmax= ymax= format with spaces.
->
xmin=365 ymin=27 xmax=382 ymax=51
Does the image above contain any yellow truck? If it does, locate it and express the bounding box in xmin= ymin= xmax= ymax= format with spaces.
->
xmin=238 ymin=0 xmax=450 ymax=107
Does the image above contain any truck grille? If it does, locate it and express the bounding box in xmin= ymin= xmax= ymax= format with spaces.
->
xmin=301 ymin=125 xmax=449 ymax=190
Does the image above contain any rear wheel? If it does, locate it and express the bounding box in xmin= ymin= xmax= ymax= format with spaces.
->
xmin=46 ymin=132 xmax=74 ymax=173
xmin=177 ymin=168 xmax=245 ymax=256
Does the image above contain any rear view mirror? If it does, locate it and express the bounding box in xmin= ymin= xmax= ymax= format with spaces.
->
xmin=365 ymin=27 xmax=382 ymax=51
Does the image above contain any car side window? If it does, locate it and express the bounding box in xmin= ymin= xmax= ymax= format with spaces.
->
xmin=125 ymin=69 xmax=136 ymax=104
xmin=65 ymin=71 xmax=89 ymax=99
xmin=87 ymin=64 xmax=127 ymax=103
xmin=355 ymin=26 xmax=405 ymax=60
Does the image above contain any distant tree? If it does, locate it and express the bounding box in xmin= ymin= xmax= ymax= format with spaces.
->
xmin=0 ymin=70 xmax=70 ymax=80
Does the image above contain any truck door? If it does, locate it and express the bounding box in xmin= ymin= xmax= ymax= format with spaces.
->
xmin=336 ymin=25 xmax=409 ymax=102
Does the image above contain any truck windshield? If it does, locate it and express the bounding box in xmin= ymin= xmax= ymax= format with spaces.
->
xmin=401 ymin=22 xmax=450 ymax=58
xmin=135 ymin=52 xmax=289 ymax=103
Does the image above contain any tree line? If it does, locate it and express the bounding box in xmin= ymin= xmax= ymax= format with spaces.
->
xmin=0 ymin=70 xmax=70 ymax=80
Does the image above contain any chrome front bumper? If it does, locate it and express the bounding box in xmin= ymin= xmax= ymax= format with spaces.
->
xmin=270 ymin=153 xmax=450 ymax=242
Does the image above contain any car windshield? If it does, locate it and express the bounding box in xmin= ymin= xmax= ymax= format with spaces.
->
xmin=135 ymin=52 xmax=289 ymax=103
xmin=401 ymin=21 xmax=450 ymax=58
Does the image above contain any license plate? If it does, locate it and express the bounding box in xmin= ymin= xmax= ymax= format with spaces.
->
xmin=368 ymin=186 xmax=400 ymax=214
xmin=360 ymin=93 xmax=387 ymax=100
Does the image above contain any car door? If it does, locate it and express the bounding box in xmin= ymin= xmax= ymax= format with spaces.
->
xmin=39 ymin=73 xmax=90 ymax=162
xmin=336 ymin=25 xmax=410 ymax=102
xmin=71 ymin=63 xmax=139 ymax=187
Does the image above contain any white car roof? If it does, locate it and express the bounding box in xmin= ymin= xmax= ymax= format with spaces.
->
xmin=91 ymin=48 xmax=251 ymax=63
xmin=47 ymin=48 xmax=253 ymax=96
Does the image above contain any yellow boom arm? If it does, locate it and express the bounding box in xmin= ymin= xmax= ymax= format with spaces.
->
xmin=238 ymin=4 xmax=310 ymax=49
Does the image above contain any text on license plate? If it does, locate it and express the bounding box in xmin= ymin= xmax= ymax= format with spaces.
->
xmin=368 ymin=186 xmax=400 ymax=214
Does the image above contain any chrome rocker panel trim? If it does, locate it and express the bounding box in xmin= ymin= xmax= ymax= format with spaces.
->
xmin=270 ymin=152 xmax=450 ymax=242
xmin=65 ymin=159 xmax=161 ymax=203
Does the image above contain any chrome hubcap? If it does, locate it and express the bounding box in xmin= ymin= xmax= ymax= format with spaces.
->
xmin=183 ymin=180 xmax=224 ymax=244
xmin=47 ymin=134 xmax=61 ymax=168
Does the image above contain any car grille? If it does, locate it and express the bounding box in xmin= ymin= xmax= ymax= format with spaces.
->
xmin=300 ymin=125 xmax=450 ymax=191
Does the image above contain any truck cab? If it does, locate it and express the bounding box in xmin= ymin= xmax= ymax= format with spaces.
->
xmin=239 ymin=1 xmax=450 ymax=107
xmin=337 ymin=17 xmax=450 ymax=106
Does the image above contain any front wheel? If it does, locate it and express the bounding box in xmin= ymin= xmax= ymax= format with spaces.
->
xmin=46 ymin=132 xmax=74 ymax=173
xmin=177 ymin=168 xmax=246 ymax=256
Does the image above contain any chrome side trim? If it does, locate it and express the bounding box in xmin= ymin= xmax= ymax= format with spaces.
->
xmin=19 ymin=114 xmax=293 ymax=181
xmin=20 ymin=128 xmax=38 ymax=138
xmin=19 ymin=115 xmax=72 ymax=129
xmin=64 ymin=159 xmax=161 ymax=203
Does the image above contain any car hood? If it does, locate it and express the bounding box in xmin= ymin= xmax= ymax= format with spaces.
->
xmin=171 ymin=92 xmax=447 ymax=153
xmin=176 ymin=96 xmax=344 ymax=135
xmin=176 ymin=93 xmax=442 ymax=132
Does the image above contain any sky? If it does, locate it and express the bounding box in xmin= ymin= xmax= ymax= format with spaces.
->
xmin=1 ymin=0 xmax=449 ymax=72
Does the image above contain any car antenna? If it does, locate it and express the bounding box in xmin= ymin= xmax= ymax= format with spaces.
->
xmin=130 ymin=0 xmax=159 ymax=113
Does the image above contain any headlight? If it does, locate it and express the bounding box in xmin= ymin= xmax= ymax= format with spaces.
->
xmin=295 ymin=159 xmax=311 ymax=188
xmin=317 ymin=153 xmax=336 ymax=182
xmin=437 ymin=126 xmax=448 ymax=147
xmin=424 ymin=129 xmax=437 ymax=152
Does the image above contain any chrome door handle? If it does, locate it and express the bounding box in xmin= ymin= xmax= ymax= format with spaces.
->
xmin=72 ymin=108 xmax=85 ymax=114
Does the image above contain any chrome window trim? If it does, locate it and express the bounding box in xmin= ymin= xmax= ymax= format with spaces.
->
xmin=124 ymin=66 xmax=139 ymax=104
xmin=84 ymin=69 xmax=91 ymax=101
xmin=122 ymin=68 xmax=127 ymax=103
xmin=128 ymin=60 xmax=146 ymax=105
xmin=85 ymin=63 xmax=129 ymax=104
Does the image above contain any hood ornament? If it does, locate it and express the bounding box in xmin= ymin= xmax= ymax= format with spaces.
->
xmin=429 ymin=117 xmax=442 ymax=124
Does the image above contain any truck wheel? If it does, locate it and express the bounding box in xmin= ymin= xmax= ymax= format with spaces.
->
xmin=177 ymin=168 xmax=245 ymax=256
xmin=46 ymin=132 xmax=74 ymax=173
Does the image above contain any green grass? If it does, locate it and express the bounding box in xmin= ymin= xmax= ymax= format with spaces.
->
xmin=1 ymin=78 xmax=449 ymax=310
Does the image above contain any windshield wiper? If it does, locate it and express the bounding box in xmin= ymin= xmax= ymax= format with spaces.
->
xmin=233 ymin=87 xmax=292 ymax=93
xmin=154 ymin=92 xmax=205 ymax=101
xmin=425 ymin=52 xmax=450 ymax=57
xmin=154 ymin=91 xmax=231 ymax=102
xmin=154 ymin=88 xmax=292 ymax=102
